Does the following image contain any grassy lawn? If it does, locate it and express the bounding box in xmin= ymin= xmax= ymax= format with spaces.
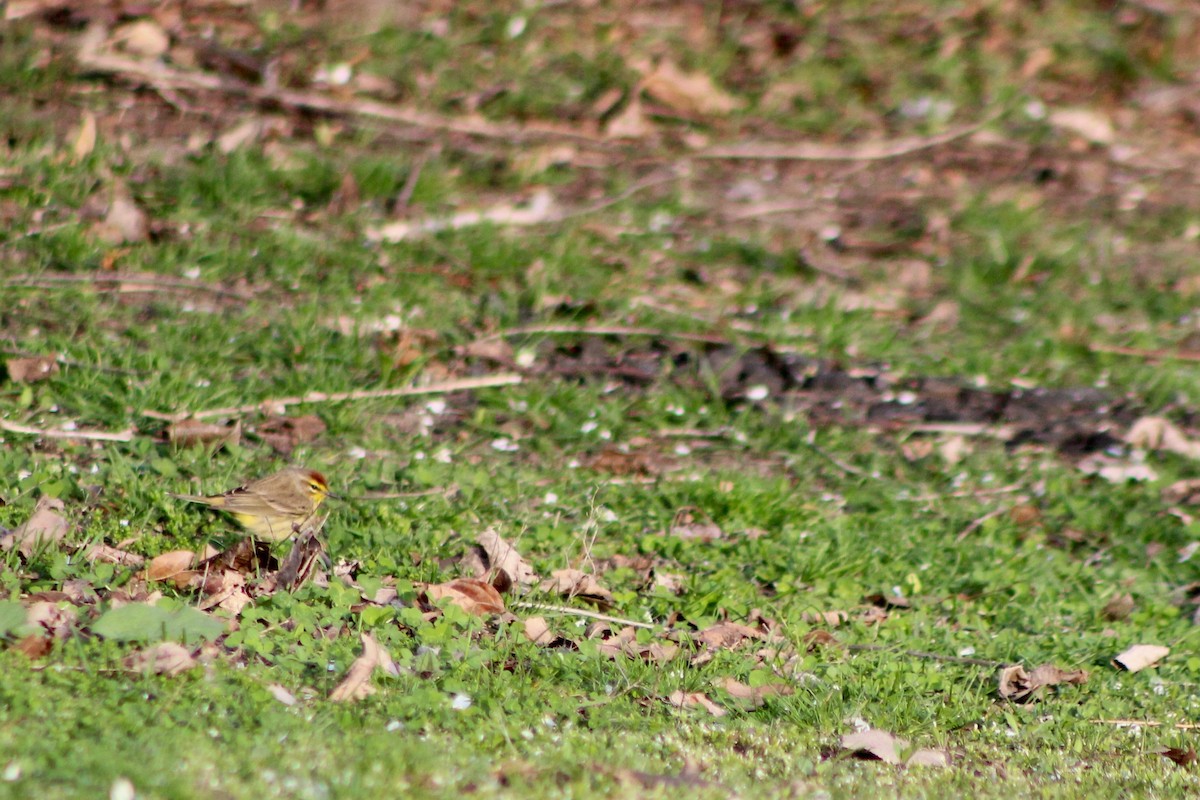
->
xmin=3 ymin=1 xmax=1200 ymax=797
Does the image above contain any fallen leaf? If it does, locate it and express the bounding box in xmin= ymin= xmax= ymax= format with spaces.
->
xmin=1127 ymin=417 xmax=1200 ymax=459
xmin=1157 ymin=746 xmax=1197 ymax=767
xmin=1163 ymin=478 xmax=1200 ymax=505
xmin=421 ymin=578 xmax=506 ymax=616
xmin=717 ymin=677 xmax=793 ymax=708
xmin=93 ymin=189 xmax=149 ymax=245
xmin=841 ymin=728 xmax=949 ymax=767
xmin=1048 ymin=107 xmax=1114 ymax=145
xmin=668 ymin=507 xmax=723 ymax=542
xmin=641 ymin=59 xmax=745 ymax=115
xmin=84 ymin=543 xmax=145 ymax=566
xmin=1102 ymin=593 xmax=1135 ymax=621
xmin=268 ymin=684 xmax=298 ymax=706
xmin=4 ymin=496 xmax=70 ymax=558
xmin=145 ymin=550 xmax=196 ymax=582
xmin=474 ymin=528 xmax=539 ymax=588
xmin=71 ymin=111 xmax=96 ymax=162
xmin=256 ymin=415 xmax=326 ymax=456
xmin=112 ymin=19 xmax=170 ymax=58
xmin=997 ymin=663 xmax=1089 ymax=702
xmin=539 ymin=569 xmax=613 ymax=608
xmin=167 ymin=418 xmax=241 ymax=448
xmin=666 ymin=690 xmax=726 ymax=717
xmin=604 ymin=95 xmax=652 ymax=139
xmin=125 ymin=642 xmax=196 ymax=676
xmin=801 ymin=610 xmax=849 ymax=627
xmin=6 ymin=353 xmax=59 ymax=383
xmin=1114 ymin=644 xmax=1169 ymax=673
xmin=523 ymin=616 xmax=555 ymax=645
xmin=595 ymin=626 xmax=679 ymax=663
xmin=330 ymin=632 xmax=397 ymax=702
xmin=695 ymin=621 xmax=763 ymax=650
xmin=1077 ymin=455 xmax=1157 ymax=483
xmin=216 ymin=119 xmax=263 ymax=154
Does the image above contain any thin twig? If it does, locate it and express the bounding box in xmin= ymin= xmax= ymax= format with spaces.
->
xmin=77 ymin=48 xmax=609 ymax=145
xmin=697 ymin=115 xmax=1000 ymax=162
xmin=804 ymin=431 xmax=874 ymax=479
xmin=143 ymin=373 xmax=523 ymax=422
xmin=1089 ymin=342 xmax=1200 ymax=363
xmin=469 ymin=324 xmax=729 ymax=346
xmin=394 ymin=143 xmax=439 ymax=212
xmin=903 ymin=482 xmax=1026 ymax=503
xmin=512 ymin=601 xmax=659 ymax=630
xmin=0 ymin=418 xmax=136 ymax=442
xmin=4 ymin=272 xmax=251 ymax=301
xmin=955 ymin=506 xmax=1009 ymax=542
xmin=1091 ymin=719 xmax=1200 ymax=730
xmin=846 ymin=642 xmax=1007 ymax=668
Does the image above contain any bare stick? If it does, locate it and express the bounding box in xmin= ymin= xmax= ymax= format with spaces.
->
xmin=144 ymin=373 xmax=523 ymax=422
xmin=512 ymin=600 xmax=659 ymax=630
xmin=1089 ymin=342 xmax=1200 ymax=363
xmin=955 ymin=506 xmax=1009 ymax=542
xmin=469 ymin=324 xmax=729 ymax=346
xmin=5 ymin=272 xmax=251 ymax=301
xmin=1091 ymin=719 xmax=1200 ymax=730
xmin=804 ymin=431 xmax=873 ymax=478
xmin=847 ymin=642 xmax=1007 ymax=668
xmin=697 ymin=116 xmax=999 ymax=162
xmin=0 ymin=419 xmax=135 ymax=442
xmin=76 ymin=49 xmax=608 ymax=146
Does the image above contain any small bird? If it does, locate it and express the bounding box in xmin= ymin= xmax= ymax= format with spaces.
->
xmin=171 ymin=467 xmax=333 ymax=542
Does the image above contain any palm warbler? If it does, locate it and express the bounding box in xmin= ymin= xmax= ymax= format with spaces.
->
xmin=172 ymin=467 xmax=333 ymax=542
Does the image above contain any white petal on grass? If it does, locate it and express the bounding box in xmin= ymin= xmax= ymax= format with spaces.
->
xmin=492 ymin=438 xmax=520 ymax=452
xmin=746 ymin=385 xmax=769 ymax=401
xmin=451 ymin=693 xmax=472 ymax=710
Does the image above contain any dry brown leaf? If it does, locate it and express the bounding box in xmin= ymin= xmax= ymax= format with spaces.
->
xmin=112 ymin=19 xmax=170 ymax=58
xmin=71 ymin=111 xmax=96 ymax=162
xmin=6 ymin=354 xmax=59 ymax=383
xmin=695 ymin=621 xmax=763 ymax=651
xmin=997 ymin=663 xmax=1089 ymax=702
xmin=668 ymin=507 xmax=723 ymax=542
xmin=167 ymin=418 xmax=241 ymax=448
xmin=717 ymin=677 xmax=793 ymax=708
xmin=475 ymin=528 xmax=539 ymax=589
xmin=524 ymin=616 xmax=555 ymax=645
xmin=1157 ymin=746 xmax=1197 ymax=767
xmin=125 ymin=642 xmax=196 ymax=676
xmin=1114 ymin=644 xmax=1169 ymax=673
xmin=666 ymin=690 xmax=726 ymax=717
xmin=94 ymin=191 xmax=149 ymax=245
xmin=1048 ymin=107 xmax=1114 ymax=145
xmin=256 ymin=415 xmax=326 ymax=456
xmin=1127 ymin=417 xmax=1200 ymax=459
xmin=330 ymin=633 xmax=397 ymax=702
xmin=595 ymin=626 xmax=679 ymax=663
xmin=4 ymin=496 xmax=70 ymax=558
xmin=267 ymin=684 xmax=298 ymax=706
xmin=1102 ymin=593 xmax=1135 ymax=621
xmin=604 ymin=95 xmax=652 ymax=139
xmin=421 ymin=578 xmax=506 ymax=616
xmin=841 ymin=729 xmax=949 ymax=767
xmin=802 ymin=610 xmax=849 ymax=627
xmin=84 ymin=543 xmax=145 ymax=566
xmin=145 ymin=550 xmax=196 ymax=582
xmin=1163 ymin=478 xmax=1200 ymax=505
xmin=539 ymin=569 xmax=613 ymax=608
xmin=641 ymin=59 xmax=745 ymax=115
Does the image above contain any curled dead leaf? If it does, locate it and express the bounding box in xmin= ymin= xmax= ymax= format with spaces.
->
xmin=6 ymin=354 xmax=59 ymax=384
xmin=1102 ymin=593 xmax=1135 ymax=621
xmin=539 ymin=569 xmax=613 ymax=609
xmin=997 ymin=663 xmax=1088 ymax=702
xmin=167 ymin=418 xmax=241 ymax=448
xmin=523 ymin=616 xmax=555 ymax=645
xmin=421 ymin=578 xmax=506 ymax=616
xmin=666 ymin=690 xmax=726 ymax=717
xmin=641 ymin=59 xmax=745 ymax=115
xmin=125 ymin=642 xmax=196 ymax=676
xmin=1114 ymin=644 xmax=1169 ymax=673
xmin=474 ymin=528 xmax=539 ymax=589
xmin=841 ymin=728 xmax=949 ymax=767
xmin=717 ymin=677 xmax=793 ymax=708
xmin=145 ymin=550 xmax=197 ymax=582
xmin=4 ymin=496 xmax=70 ymax=558
xmin=329 ymin=633 xmax=398 ymax=702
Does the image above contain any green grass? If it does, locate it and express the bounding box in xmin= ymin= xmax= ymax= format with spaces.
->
xmin=3 ymin=1 xmax=1200 ymax=797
